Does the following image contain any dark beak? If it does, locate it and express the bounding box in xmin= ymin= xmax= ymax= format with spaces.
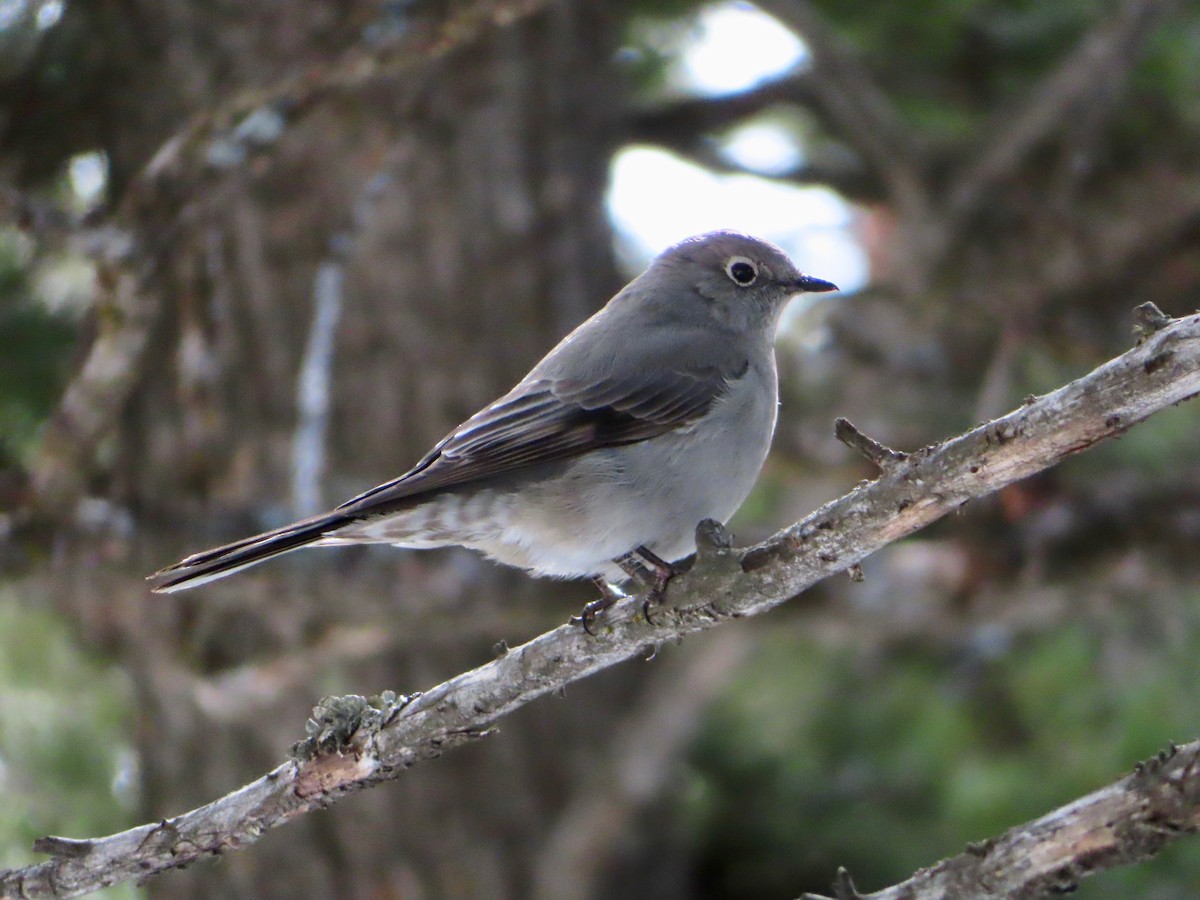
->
xmin=792 ymin=274 xmax=839 ymax=293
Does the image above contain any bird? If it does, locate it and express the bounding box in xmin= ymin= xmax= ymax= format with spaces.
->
xmin=148 ymin=231 xmax=837 ymax=625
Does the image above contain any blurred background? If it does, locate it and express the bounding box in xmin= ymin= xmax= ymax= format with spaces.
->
xmin=1 ymin=0 xmax=1199 ymax=897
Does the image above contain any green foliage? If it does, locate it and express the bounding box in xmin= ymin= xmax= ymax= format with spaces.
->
xmin=687 ymin=613 xmax=1200 ymax=898
xmin=0 ymin=588 xmax=137 ymax=898
xmin=808 ymin=0 xmax=1199 ymax=147
xmin=0 ymin=230 xmax=79 ymax=464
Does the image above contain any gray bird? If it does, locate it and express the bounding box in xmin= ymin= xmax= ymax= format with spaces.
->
xmin=148 ymin=231 xmax=837 ymax=623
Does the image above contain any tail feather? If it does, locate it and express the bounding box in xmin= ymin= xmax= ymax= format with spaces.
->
xmin=147 ymin=510 xmax=353 ymax=593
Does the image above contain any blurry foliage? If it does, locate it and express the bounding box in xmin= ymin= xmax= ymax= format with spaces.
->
xmin=686 ymin=616 xmax=1200 ymax=899
xmin=617 ymin=2 xmax=709 ymax=98
xmin=0 ymin=229 xmax=80 ymax=465
xmin=811 ymin=0 xmax=1200 ymax=149
xmin=0 ymin=588 xmax=136 ymax=898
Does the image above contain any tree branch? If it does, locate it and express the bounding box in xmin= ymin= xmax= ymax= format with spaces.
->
xmin=624 ymin=74 xmax=872 ymax=195
xmin=2 ymin=309 xmax=1199 ymax=898
xmin=627 ymin=75 xmax=818 ymax=142
xmin=802 ymin=741 xmax=1200 ymax=899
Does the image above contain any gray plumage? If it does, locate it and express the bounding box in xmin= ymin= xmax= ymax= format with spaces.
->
xmin=148 ymin=231 xmax=837 ymax=594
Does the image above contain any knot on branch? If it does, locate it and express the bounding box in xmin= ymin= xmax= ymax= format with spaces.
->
xmin=695 ymin=517 xmax=733 ymax=556
xmin=1132 ymin=302 xmax=1173 ymax=342
xmin=291 ymin=690 xmax=415 ymax=760
xmin=665 ymin=519 xmax=744 ymax=617
xmin=834 ymin=418 xmax=908 ymax=472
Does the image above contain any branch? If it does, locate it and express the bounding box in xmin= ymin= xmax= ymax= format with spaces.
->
xmin=26 ymin=241 xmax=158 ymax=516
xmin=2 ymin=309 xmax=1199 ymax=897
xmin=632 ymin=128 xmax=878 ymax=200
xmin=627 ymin=75 xmax=818 ymax=141
xmin=624 ymin=75 xmax=873 ymax=195
xmin=802 ymin=741 xmax=1200 ymax=899
xmin=625 ymin=74 xmax=883 ymax=201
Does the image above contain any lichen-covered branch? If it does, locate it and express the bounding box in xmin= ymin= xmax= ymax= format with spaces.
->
xmin=802 ymin=741 xmax=1200 ymax=899
xmin=2 ymin=309 xmax=1198 ymax=898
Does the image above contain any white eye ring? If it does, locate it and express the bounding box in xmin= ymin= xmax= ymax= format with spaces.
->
xmin=725 ymin=256 xmax=758 ymax=286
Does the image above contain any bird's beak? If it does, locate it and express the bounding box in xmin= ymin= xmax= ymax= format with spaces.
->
xmin=791 ymin=274 xmax=839 ymax=293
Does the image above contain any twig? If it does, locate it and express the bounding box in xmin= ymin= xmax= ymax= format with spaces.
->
xmin=833 ymin=417 xmax=908 ymax=471
xmin=2 ymin=310 xmax=1199 ymax=897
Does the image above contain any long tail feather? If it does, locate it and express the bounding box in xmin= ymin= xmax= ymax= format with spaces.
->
xmin=146 ymin=511 xmax=353 ymax=593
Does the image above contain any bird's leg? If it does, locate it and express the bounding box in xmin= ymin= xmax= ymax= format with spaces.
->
xmin=635 ymin=546 xmax=680 ymax=597
xmin=573 ymin=577 xmax=626 ymax=635
xmin=614 ymin=551 xmax=661 ymax=623
xmin=634 ymin=545 xmax=682 ymax=622
xmin=614 ymin=552 xmax=650 ymax=581
xmin=574 ymin=549 xmax=679 ymax=633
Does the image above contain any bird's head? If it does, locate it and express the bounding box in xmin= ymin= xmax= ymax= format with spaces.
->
xmin=642 ymin=230 xmax=838 ymax=333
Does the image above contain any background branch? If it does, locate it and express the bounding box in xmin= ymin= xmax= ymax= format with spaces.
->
xmin=0 ymin=309 xmax=1197 ymax=898
xmin=803 ymin=741 xmax=1200 ymax=900
xmin=627 ymin=81 xmax=879 ymax=200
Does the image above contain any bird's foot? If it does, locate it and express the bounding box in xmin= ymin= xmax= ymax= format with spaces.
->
xmin=573 ymin=578 xmax=626 ymax=635
xmin=577 ymin=547 xmax=684 ymax=632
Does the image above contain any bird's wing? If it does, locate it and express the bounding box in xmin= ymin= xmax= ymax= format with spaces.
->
xmin=336 ymin=359 xmax=745 ymax=516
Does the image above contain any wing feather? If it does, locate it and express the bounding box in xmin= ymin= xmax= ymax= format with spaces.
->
xmin=336 ymin=363 xmax=737 ymax=517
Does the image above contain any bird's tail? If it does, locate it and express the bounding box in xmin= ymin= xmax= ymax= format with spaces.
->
xmin=146 ymin=510 xmax=354 ymax=593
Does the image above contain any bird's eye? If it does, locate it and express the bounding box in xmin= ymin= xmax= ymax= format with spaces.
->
xmin=726 ymin=257 xmax=758 ymax=286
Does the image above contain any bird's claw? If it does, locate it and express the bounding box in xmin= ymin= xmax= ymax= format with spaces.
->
xmin=580 ymin=547 xmax=682 ymax=632
xmin=642 ymin=585 xmax=669 ymax=625
xmin=574 ymin=580 xmax=624 ymax=634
